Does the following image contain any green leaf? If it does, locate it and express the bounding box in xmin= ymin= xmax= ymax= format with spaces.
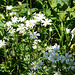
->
xmin=31 ymin=8 xmax=38 ymax=13
xmin=0 ymin=31 xmax=3 ymax=36
xmin=70 ymin=12 xmax=75 ymax=18
xmin=20 ymin=8 xmax=27 ymax=14
xmin=13 ymin=3 xmax=27 ymax=9
xmin=0 ymin=21 xmax=4 ymax=27
xmin=25 ymin=46 xmax=29 ymax=51
xmin=13 ymin=23 xmax=18 ymax=27
xmin=57 ymin=11 xmax=67 ymax=19
xmin=52 ymin=0 xmax=71 ymax=6
xmin=37 ymin=0 xmax=43 ymax=5
xmin=46 ymin=9 xmax=51 ymax=17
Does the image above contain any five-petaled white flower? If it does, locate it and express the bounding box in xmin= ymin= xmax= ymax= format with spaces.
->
xmin=26 ymin=20 xmax=35 ymax=29
xmin=6 ymin=21 xmax=12 ymax=27
xmin=11 ymin=16 xmax=18 ymax=23
xmin=29 ymin=31 xmax=40 ymax=39
xmin=8 ymin=27 xmax=15 ymax=34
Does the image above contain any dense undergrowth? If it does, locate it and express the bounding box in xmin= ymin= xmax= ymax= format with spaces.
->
xmin=0 ymin=0 xmax=75 ymax=75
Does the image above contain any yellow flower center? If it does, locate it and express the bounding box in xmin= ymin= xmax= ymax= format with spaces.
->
xmin=31 ymin=73 xmax=34 ymax=75
xmin=29 ymin=23 xmax=32 ymax=26
xmin=9 ymin=29 xmax=12 ymax=32
xmin=13 ymin=18 xmax=15 ymax=21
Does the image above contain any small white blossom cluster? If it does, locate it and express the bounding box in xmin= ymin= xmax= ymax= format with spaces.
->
xmin=32 ymin=39 xmax=41 ymax=49
xmin=5 ymin=13 xmax=51 ymax=39
xmin=33 ymin=12 xmax=52 ymax=27
xmin=67 ymin=59 xmax=75 ymax=70
xmin=9 ymin=12 xmax=16 ymax=16
xmin=6 ymin=16 xmax=26 ymax=35
xmin=33 ymin=12 xmax=45 ymax=22
xmin=6 ymin=16 xmax=26 ymax=28
xmin=17 ymin=23 xmax=28 ymax=36
xmin=5 ymin=12 xmax=52 ymax=41
xmin=30 ymin=60 xmax=43 ymax=70
xmin=26 ymin=19 xmax=36 ymax=29
xmin=11 ymin=16 xmax=26 ymax=23
xmin=65 ymin=27 xmax=75 ymax=33
xmin=43 ymin=44 xmax=75 ymax=70
xmin=43 ymin=44 xmax=60 ymax=63
xmin=6 ymin=5 xmax=13 ymax=10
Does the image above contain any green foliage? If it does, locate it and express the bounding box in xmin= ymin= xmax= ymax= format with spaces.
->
xmin=0 ymin=0 xmax=75 ymax=75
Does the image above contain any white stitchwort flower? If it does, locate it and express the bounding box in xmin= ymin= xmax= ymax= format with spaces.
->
xmin=9 ymin=12 xmax=14 ymax=16
xmin=54 ymin=71 xmax=61 ymax=75
xmin=42 ymin=18 xmax=52 ymax=27
xmin=6 ymin=21 xmax=12 ymax=27
xmin=33 ymin=12 xmax=45 ymax=22
xmin=53 ymin=44 xmax=60 ymax=53
xmin=0 ymin=40 xmax=6 ymax=48
xmin=32 ymin=44 xmax=37 ymax=49
xmin=37 ymin=13 xmax=45 ymax=21
xmin=19 ymin=29 xmax=26 ymax=36
xmin=48 ymin=52 xmax=60 ymax=63
xmin=26 ymin=20 xmax=35 ymax=29
xmin=33 ymin=15 xmax=39 ymax=23
xmin=17 ymin=24 xmax=27 ymax=35
xmin=29 ymin=31 xmax=40 ymax=39
xmin=11 ymin=16 xmax=18 ymax=23
xmin=28 ymin=71 xmax=35 ymax=75
xmin=30 ymin=62 xmax=37 ymax=70
xmin=46 ymin=46 xmax=53 ymax=52
xmin=33 ymin=39 xmax=41 ymax=44
xmin=52 ymin=44 xmax=60 ymax=50
xmin=6 ymin=5 xmax=13 ymax=10
xmin=8 ymin=27 xmax=15 ymax=34
xmin=60 ymin=55 xmax=65 ymax=63
xmin=67 ymin=59 xmax=75 ymax=70
xmin=43 ymin=52 xmax=48 ymax=59
xmin=17 ymin=23 xmax=25 ymax=31
xmin=36 ymin=60 xmax=43 ymax=69
xmin=65 ymin=52 xmax=72 ymax=64
xmin=4 ymin=37 xmax=9 ymax=41
xmin=19 ymin=16 xmax=26 ymax=22
xmin=9 ymin=12 xmax=16 ymax=16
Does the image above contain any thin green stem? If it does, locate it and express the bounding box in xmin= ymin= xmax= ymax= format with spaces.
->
xmin=53 ymin=23 xmax=61 ymax=39
xmin=49 ymin=31 xmax=51 ymax=45
xmin=26 ymin=0 xmax=28 ymax=18
xmin=61 ymin=21 xmax=63 ymax=46
xmin=4 ymin=46 xmax=7 ymax=61
xmin=30 ymin=0 xmax=32 ymax=14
